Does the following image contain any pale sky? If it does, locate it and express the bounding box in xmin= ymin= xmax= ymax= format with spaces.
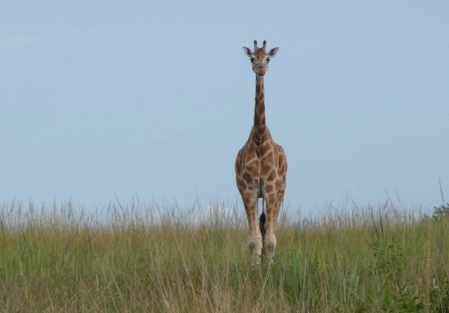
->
xmin=1 ymin=2 xmax=448 ymax=215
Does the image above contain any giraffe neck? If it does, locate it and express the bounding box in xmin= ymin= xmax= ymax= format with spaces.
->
xmin=253 ymin=74 xmax=267 ymax=139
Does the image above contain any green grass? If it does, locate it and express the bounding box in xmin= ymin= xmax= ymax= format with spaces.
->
xmin=1 ymin=200 xmax=448 ymax=312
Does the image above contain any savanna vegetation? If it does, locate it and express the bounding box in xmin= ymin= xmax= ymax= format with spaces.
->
xmin=0 ymin=200 xmax=448 ymax=312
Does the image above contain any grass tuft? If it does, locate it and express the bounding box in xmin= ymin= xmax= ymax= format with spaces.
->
xmin=0 ymin=200 xmax=448 ymax=312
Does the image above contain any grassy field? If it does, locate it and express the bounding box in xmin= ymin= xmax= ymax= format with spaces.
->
xmin=0 ymin=200 xmax=448 ymax=312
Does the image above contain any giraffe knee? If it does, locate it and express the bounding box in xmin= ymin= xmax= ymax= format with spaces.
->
xmin=248 ymin=236 xmax=262 ymax=256
xmin=266 ymin=241 xmax=276 ymax=252
xmin=264 ymin=236 xmax=277 ymax=257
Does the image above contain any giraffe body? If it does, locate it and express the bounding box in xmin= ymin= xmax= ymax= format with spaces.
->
xmin=235 ymin=40 xmax=287 ymax=263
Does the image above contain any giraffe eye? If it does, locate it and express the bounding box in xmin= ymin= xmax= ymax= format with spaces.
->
xmin=266 ymin=58 xmax=270 ymax=63
xmin=250 ymin=58 xmax=255 ymax=62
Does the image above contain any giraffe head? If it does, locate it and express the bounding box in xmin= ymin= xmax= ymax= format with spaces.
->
xmin=243 ymin=40 xmax=279 ymax=76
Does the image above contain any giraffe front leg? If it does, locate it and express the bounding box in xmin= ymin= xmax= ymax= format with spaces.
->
xmin=242 ymin=193 xmax=262 ymax=264
xmin=264 ymin=225 xmax=276 ymax=260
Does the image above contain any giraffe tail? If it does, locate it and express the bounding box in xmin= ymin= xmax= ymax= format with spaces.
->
xmin=259 ymin=200 xmax=267 ymax=239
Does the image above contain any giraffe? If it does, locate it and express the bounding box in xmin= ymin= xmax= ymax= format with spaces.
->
xmin=235 ymin=40 xmax=287 ymax=263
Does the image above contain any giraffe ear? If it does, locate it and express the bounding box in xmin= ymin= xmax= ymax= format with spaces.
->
xmin=242 ymin=46 xmax=253 ymax=57
xmin=268 ymin=47 xmax=279 ymax=58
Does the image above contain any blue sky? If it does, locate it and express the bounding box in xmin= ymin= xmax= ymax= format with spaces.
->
xmin=1 ymin=2 xmax=448 ymax=214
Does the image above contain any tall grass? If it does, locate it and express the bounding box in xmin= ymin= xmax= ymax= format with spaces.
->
xmin=0 ymin=200 xmax=448 ymax=312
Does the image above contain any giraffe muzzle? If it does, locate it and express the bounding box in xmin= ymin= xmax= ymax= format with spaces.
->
xmin=255 ymin=68 xmax=267 ymax=75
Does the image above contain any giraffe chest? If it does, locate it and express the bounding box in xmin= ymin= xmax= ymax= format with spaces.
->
xmin=240 ymin=141 xmax=277 ymax=169
xmin=236 ymin=138 xmax=283 ymax=197
xmin=241 ymin=153 xmax=278 ymax=187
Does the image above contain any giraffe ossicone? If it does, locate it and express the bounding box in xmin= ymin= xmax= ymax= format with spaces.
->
xmin=235 ymin=40 xmax=287 ymax=264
